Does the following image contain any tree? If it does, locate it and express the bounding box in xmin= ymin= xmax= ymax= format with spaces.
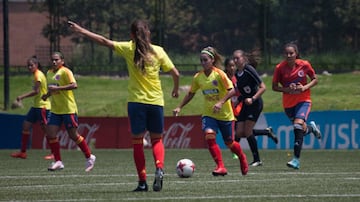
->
xmin=333 ymin=0 xmax=360 ymax=50
xmin=30 ymin=0 xmax=69 ymax=56
xmin=30 ymin=0 xmax=359 ymax=71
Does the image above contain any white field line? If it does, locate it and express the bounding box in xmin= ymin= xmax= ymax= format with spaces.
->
xmin=78 ymin=194 xmax=360 ymax=201
xmin=0 ymin=174 xmax=359 ymax=189
xmin=1 ymin=194 xmax=360 ymax=202
xmin=0 ymin=173 xmax=359 ymax=201
xmin=0 ymin=171 xmax=359 ymax=179
xmin=0 ymin=177 xmax=358 ymax=190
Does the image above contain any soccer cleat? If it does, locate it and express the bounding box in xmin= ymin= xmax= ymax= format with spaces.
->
xmin=309 ymin=121 xmax=322 ymax=139
xmin=249 ymin=161 xmax=263 ymax=167
xmin=43 ymin=153 xmax=54 ymax=160
xmin=287 ymin=158 xmax=300 ymax=169
xmin=232 ymin=153 xmax=238 ymax=159
xmin=212 ymin=166 xmax=228 ymax=176
xmin=267 ymin=127 xmax=279 ymax=144
xmin=48 ymin=161 xmax=64 ymax=171
xmin=10 ymin=152 xmax=27 ymax=159
xmin=153 ymin=168 xmax=164 ymax=191
xmin=239 ymin=153 xmax=249 ymax=175
xmin=133 ymin=181 xmax=148 ymax=192
xmin=85 ymin=154 xmax=96 ymax=172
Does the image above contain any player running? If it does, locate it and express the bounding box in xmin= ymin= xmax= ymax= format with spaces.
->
xmin=173 ymin=46 xmax=248 ymax=176
xmin=272 ymin=42 xmax=321 ymax=169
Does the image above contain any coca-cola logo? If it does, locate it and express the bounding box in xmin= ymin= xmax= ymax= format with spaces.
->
xmin=144 ymin=122 xmax=194 ymax=148
xmin=42 ymin=123 xmax=99 ymax=150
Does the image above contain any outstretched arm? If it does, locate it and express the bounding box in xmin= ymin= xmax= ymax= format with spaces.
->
xmin=173 ymin=92 xmax=195 ymax=116
xmin=68 ymin=21 xmax=115 ymax=49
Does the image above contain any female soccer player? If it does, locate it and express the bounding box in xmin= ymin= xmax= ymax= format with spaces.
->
xmin=173 ymin=47 xmax=248 ymax=177
xmin=10 ymin=56 xmax=52 ymax=160
xmin=224 ymin=57 xmax=278 ymax=161
xmin=42 ymin=52 xmax=96 ymax=172
xmin=68 ymin=20 xmax=179 ymax=192
xmin=272 ymin=42 xmax=321 ymax=169
xmin=232 ymin=50 xmax=267 ymax=167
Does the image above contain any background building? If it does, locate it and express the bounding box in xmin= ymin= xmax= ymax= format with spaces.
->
xmin=0 ymin=0 xmax=73 ymax=67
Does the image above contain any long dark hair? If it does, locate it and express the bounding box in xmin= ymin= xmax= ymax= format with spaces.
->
xmin=52 ymin=51 xmax=69 ymax=68
xmin=131 ymin=19 xmax=155 ymax=73
xmin=224 ymin=58 xmax=234 ymax=75
xmin=28 ymin=55 xmax=42 ymax=71
xmin=284 ymin=41 xmax=300 ymax=59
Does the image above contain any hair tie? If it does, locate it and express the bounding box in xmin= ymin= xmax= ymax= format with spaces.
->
xmin=201 ymin=50 xmax=214 ymax=59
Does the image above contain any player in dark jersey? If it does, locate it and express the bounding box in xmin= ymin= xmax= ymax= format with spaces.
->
xmin=233 ymin=50 xmax=267 ymax=167
xmin=224 ymin=58 xmax=278 ymax=154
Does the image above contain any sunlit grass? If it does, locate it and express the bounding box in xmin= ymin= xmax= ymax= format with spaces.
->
xmin=0 ymin=149 xmax=359 ymax=201
xmin=1 ymin=72 xmax=360 ymax=116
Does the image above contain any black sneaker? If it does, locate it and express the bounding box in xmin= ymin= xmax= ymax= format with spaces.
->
xmin=249 ymin=161 xmax=263 ymax=167
xmin=153 ymin=168 xmax=164 ymax=192
xmin=133 ymin=181 xmax=148 ymax=192
xmin=267 ymin=127 xmax=278 ymax=144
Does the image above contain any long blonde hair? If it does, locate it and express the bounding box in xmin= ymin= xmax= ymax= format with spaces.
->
xmin=131 ymin=19 xmax=155 ymax=73
xmin=233 ymin=49 xmax=261 ymax=68
xmin=201 ymin=46 xmax=223 ymax=68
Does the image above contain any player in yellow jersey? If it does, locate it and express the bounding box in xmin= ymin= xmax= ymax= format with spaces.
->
xmin=68 ymin=20 xmax=179 ymax=192
xmin=10 ymin=56 xmax=53 ymax=160
xmin=42 ymin=52 xmax=96 ymax=172
xmin=173 ymin=47 xmax=248 ymax=176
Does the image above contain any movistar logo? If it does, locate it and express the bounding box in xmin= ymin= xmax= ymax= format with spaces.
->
xmin=202 ymin=89 xmax=219 ymax=95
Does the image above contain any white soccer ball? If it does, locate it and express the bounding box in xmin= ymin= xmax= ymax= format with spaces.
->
xmin=176 ymin=158 xmax=195 ymax=178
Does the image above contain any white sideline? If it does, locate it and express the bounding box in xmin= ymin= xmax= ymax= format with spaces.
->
xmin=1 ymin=194 xmax=360 ymax=202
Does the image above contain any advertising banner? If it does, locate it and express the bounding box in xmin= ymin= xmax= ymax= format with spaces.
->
xmin=220 ymin=111 xmax=359 ymax=150
xmin=30 ymin=116 xmax=207 ymax=149
xmin=0 ymin=114 xmax=24 ymax=149
xmin=2 ymin=110 xmax=359 ymax=150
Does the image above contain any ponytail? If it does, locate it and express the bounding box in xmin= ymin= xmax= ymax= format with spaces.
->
xmin=131 ymin=19 xmax=155 ymax=73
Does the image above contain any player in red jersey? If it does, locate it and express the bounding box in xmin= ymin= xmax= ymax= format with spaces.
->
xmin=272 ymin=42 xmax=322 ymax=169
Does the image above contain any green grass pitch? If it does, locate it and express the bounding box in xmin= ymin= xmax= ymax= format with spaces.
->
xmin=0 ymin=149 xmax=359 ymax=201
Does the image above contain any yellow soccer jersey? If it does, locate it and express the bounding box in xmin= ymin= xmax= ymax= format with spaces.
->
xmin=113 ymin=41 xmax=175 ymax=106
xmin=33 ymin=69 xmax=51 ymax=109
xmin=190 ymin=67 xmax=235 ymax=121
xmin=46 ymin=66 xmax=78 ymax=114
